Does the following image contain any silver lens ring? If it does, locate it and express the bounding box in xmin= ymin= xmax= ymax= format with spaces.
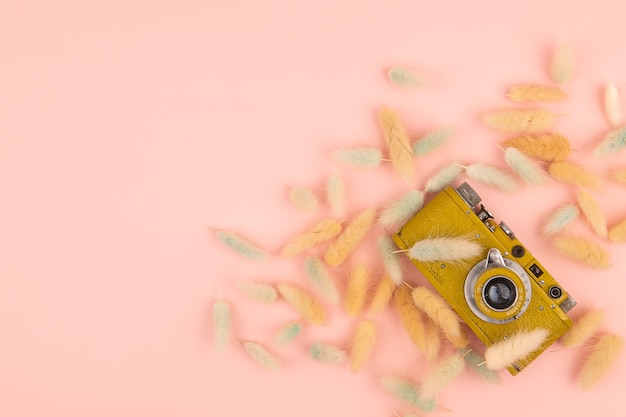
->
xmin=464 ymin=250 xmax=532 ymax=324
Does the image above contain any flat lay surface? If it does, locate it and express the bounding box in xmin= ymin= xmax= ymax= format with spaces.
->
xmin=1 ymin=1 xmax=625 ymax=416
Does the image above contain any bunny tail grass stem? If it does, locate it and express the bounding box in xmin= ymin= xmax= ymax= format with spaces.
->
xmin=580 ymin=333 xmax=624 ymax=390
xmin=604 ymin=84 xmax=624 ymax=128
xmin=464 ymin=163 xmax=519 ymax=192
xmin=236 ymin=281 xmax=278 ymax=303
xmin=379 ymin=107 xmax=415 ymax=180
xmin=241 ymin=340 xmax=282 ymax=371
xmin=274 ymin=321 xmax=303 ymax=347
xmin=507 ymin=85 xmax=568 ymax=102
xmin=310 ymin=342 xmax=348 ymax=364
xmin=326 ymin=174 xmax=346 ymax=218
xmin=276 ymin=283 xmax=326 ymax=325
xmin=344 ymin=263 xmax=369 ymax=316
xmin=424 ymin=163 xmax=464 ymax=193
xmin=394 ymin=285 xmax=428 ymax=354
xmin=592 ymin=126 xmax=626 ymax=157
xmin=377 ymin=235 xmax=404 ymax=285
xmin=548 ymin=161 xmax=601 ymax=189
xmin=407 ymin=237 xmax=482 ymax=263
xmin=550 ymin=43 xmax=574 ymax=84
xmin=553 ymin=236 xmax=610 ymax=269
xmin=413 ymin=127 xmax=453 ymax=156
xmin=543 ymin=204 xmax=579 ymax=236
xmin=281 ymin=218 xmax=343 ymax=257
xmin=380 ymin=376 xmax=436 ymax=412
xmin=461 ymin=349 xmax=501 ymax=384
xmin=332 ymin=147 xmax=383 ymax=168
xmin=502 ymin=132 xmax=571 ymax=162
xmin=387 ymin=66 xmax=426 ymax=87
xmin=578 ymin=190 xmax=608 ymax=238
xmin=212 ymin=299 xmax=232 ymax=353
xmin=288 ymin=186 xmax=320 ymax=211
xmin=484 ymin=329 xmax=549 ymax=370
xmin=482 ymin=109 xmax=555 ymax=133
xmin=504 ymin=147 xmax=547 ymax=185
xmin=560 ymin=309 xmax=605 ymax=348
xmin=304 ymin=256 xmax=341 ymax=305
xmin=609 ymin=217 xmax=626 ymax=243
xmin=411 ymin=286 xmax=467 ymax=349
xmin=368 ymin=274 xmax=397 ymax=315
xmin=350 ymin=319 xmax=377 ymax=373
xmin=213 ymin=230 xmax=267 ymax=261
xmin=325 ymin=208 xmax=377 ymax=266
xmin=378 ymin=189 xmax=425 ymax=231
xmin=420 ymin=354 xmax=466 ymax=400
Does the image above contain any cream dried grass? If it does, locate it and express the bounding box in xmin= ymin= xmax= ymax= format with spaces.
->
xmin=325 ymin=208 xmax=377 ymax=266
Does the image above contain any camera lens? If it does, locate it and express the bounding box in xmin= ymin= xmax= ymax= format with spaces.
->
xmin=483 ymin=276 xmax=517 ymax=310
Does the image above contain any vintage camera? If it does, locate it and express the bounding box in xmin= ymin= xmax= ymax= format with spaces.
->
xmin=393 ymin=182 xmax=577 ymax=375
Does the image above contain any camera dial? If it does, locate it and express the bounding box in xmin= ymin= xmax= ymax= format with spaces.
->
xmin=464 ymin=248 xmax=533 ymax=324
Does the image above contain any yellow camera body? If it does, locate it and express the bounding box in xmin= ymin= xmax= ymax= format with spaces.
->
xmin=393 ymin=183 xmax=576 ymax=375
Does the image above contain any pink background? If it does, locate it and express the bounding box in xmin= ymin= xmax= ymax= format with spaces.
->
xmin=1 ymin=1 xmax=625 ymax=416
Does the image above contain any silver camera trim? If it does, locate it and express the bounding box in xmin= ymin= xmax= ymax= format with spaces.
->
xmin=464 ymin=248 xmax=533 ymax=325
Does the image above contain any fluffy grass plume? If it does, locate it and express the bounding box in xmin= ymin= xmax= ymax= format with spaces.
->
xmin=350 ymin=319 xmax=377 ymax=373
xmin=424 ymin=163 xmax=464 ymax=193
xmin=304 ymin=256 xmax=341 ymax=305
xmin=461 ymin=349 xmax=501 ymax=384
xmin=560 ymin=309 xmax=605 ymax=349
xmin=550 ymin=43 xmax=574 ymax=84
xmin=380 ymin=376 xmax=436 ymax=412
xmin=578 ymin=190 xmax=608 ymax=238
xmin=212 ymin=299 xmax=232 ymax=353
xmin=289 ymin=186 xmax=320 ymax=211
xmin=464 ymin=163 xmax=519 ymax=192
xmin=213 ymin=230 xmax=267 ymax=261
xmin=332 ymin=147 xmax=383 ymax=168
xmin=276 ymin=283 xmax=326 ymax=325
xmin=413 ymin=127 xmax=453 ymax=156
xmin=502 ymin=132 xmax=571 ymax=162
xmin=406 ymin=236 xmax=482 ymax=264
xmin=236 ymin=281 xmax=278 ymax=304
xmin=281 ymin=218 xmax=342 ymax=257
xmin=309 ymin=342 xmax=348 ymax=364
xmin=394 ymin=285 xmax=428 ymax=355
xmin=420 ymin=354 xmax=466 ymax=400
xmin=377 ymin=235 xmax=404 ymax=285
xmin=485 ymin=329 xmax=548 ymax=370
xmin=241 ymin=340 xmax=282 ymax=371
xmin=548 ymin=160 xmax=601 ymax=189
xmin=482 ymin=109 xmax=555 ymax=133
xmin=614 ymin=166 xmax=626 ymax=184
xmin=592 ymin=126 xmax=626 ymax=157
xmin=274 ymin=321 xmax=303 ymax=347
xmin=424 ymin=319 xmax=442 ymax=363
xmin=369 ymin=274 xmax=397 ymax=315
xmin=326 ymin=174 xmax=346 ymax=218
xmin=388 ymin=65 xmax=426 ymax=87
xmin=604 ymin=84 xmax=623 ymax=128
xmin=507 ymin=85 xmax=568 ymax=102
xmin=504 ymin=147 xmax=547 ymax=185
xmin=580 ymin=333 xmax=624 ymax=390
xmin=344 ymin=263 xmax=370 ymax=316
xmin=325 ymin=207 xmax=377 ymax=266
xmin=379 ymin=107 xmax=415 ymax=180
xmin=412 ymin=286 xmax=468 ymax=349
xmin=543 ymin=204 xmax=579 ymax=236
xmin=553 ymin=236 xmax=610 ymax=269
xmin=609 ymin=217 xmax=626 ymax=243
xmin=378 ymin=189 xmax=425 ymax=231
